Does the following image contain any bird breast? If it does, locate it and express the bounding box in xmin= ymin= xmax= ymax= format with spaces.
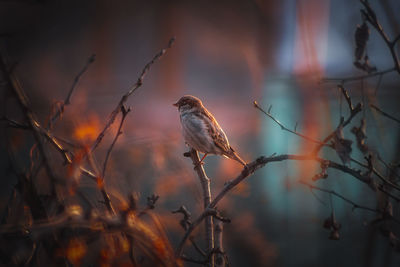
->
xmin=180 ymin=111 xmax=219 ymax=154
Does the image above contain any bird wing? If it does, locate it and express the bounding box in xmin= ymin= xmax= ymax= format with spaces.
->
xmin=199 ymin=109 xmax=231 ymax=153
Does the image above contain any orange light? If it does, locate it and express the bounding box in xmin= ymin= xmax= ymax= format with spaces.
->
xmin=66 ymin=238 xmax=87 ymax=266
xmin=73 ymin=115 xmax=100 ymax=142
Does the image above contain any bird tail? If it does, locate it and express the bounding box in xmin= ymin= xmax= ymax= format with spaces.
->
xmin=227 ymin=147 xmax=247 ymax=167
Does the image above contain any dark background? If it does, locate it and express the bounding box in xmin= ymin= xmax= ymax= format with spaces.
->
xmin=1 ymin=0 xmax=400 ymax=266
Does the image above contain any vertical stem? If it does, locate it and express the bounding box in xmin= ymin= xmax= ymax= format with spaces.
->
xmin=215 ymin=221 xmax=225 ymax=267
xmin=189 ymin=149 xmax=214 ymax=266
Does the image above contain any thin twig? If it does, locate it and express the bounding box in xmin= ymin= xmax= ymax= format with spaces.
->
xmin=47 ymin=54 xmax=96 ymax=129
xmin=0 ymin=116 xmax=29 ymax=129
xmin=350 ymin=157 xmax=400 ymax=192
xmin=189 ymin=236 xmax=206 ymax=257
xmin=321 ymin=67 xmax=395 ymax=83
xmin=300 ymin=181 xmax=383 ymax=214
xmin=360 ymin=0 xmax=400 ymax=73
xmin=101 ymin=105 xmax=131 ymax=178
xmin=312 ymin=85 xmax=362 ymax=154
xmin=253 ymin=101 xmax=325 ymax=145
xmin=91 ymin=37 xmax=175 ymax=152
xmin=370 ymin=104 xmax=400 ymax=124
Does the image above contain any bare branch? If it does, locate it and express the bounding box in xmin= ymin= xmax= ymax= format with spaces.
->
xmin=186 ymin=149 xmax=214 ymax=262
xmin=91 ymin=37 xmax=175 ymax=152
xmin=393 ymin=34 xmax=400 ymax=47
xmin=321 ymin=67 xmax=395 ymax=83
xmin=253 ymin=101 xmax=325 ymax=145
xmin=300 ymin=181 xmax=398 ymax=219
xmin=47 ymin=54 xmax=96 ymax=129
xmin=313 ymin=85 xmax=362 ymax=154
xmin=0 ymin=54 xmax=59 ymax=196
xmin=214 ymin=221 xmax=226 ymax=267
xmin=360 ymin=0 xmax=400 ymax=73
xmin=176 ymin=152 xmax=400 ymax=256
xmin=0 ymin=116 xmax=29 ymax=129
xmin=370 ymin=104 xmax=400 ymax=124
xmin=101 ymin=105 xmax=131 ymax=178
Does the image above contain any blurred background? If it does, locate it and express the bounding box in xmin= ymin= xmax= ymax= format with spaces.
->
xmin=1 ymin=0 xmax=400 ymax=266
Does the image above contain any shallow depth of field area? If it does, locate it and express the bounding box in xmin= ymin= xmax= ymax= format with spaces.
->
xmin=1 ymin=0 xmax=400 ymax=266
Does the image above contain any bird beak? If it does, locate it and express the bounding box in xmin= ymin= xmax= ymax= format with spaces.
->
xmin=173 ymin=102 xmax=179 ymax=107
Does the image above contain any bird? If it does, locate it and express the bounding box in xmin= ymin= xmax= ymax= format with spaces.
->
xmin=173 ymin=95 xmax=247 ymax=167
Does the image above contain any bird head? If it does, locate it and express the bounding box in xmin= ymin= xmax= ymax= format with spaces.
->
xmin=173 ymin=95 xmax=203 ymax=110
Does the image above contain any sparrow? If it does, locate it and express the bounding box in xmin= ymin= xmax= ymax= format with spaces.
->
xmin=173 ymin=95 xmax=247 ymax=167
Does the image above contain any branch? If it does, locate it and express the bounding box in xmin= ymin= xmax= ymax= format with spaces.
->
xmin=360 ymin=0 xmax=400 ymax=73
xmin=313 ymin=85 xmax=362 ymax=154
xmin=300 ymin=181 xmax=397 ymax=219
xmin=393 ymin=34 xmax=400 ymax=47
xmin=351 ymin=156 xmax=400 ymax=192
xmin=253 ymin=101 xmax=325 ymax=145
xmin=176 ymin=153 xmax=399 ymax=256
xmin=47 ymin=54 xmax=96 ymax=129
xmin=321 ymin=67 xmax=395 ymax=83
xmin=91 ymin=37 xmax=175 ymax=152
xmin=0 ymin=54 xmax=59 ymax=196
xmin=370 ymin=104 xmax=400 ymax=124
xmin=0 ymin=54 xmax=117 ymax=214
xmin=185 ymin=149 xmax=214 ymax=263
xmin=101 ymin=105 xmax=131 ymax=177
xmin=214 ymin=221 xmax=226 ymax=267
xmin=0 ymin=116 xmax=29 ymax=129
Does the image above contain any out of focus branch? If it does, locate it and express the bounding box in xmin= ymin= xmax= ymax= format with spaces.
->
xmin=0 ymin=116 xmax=29 ymax=129
xmin=313 ymin=85 xmax=362 ymax=154
xmin=47 ymin=54 xmax=96 ymax=129
xmin=91 ymin=37 xmax=175 ymax=152
xmin=321 ymin=67 xmax=395 ymax=83
xmin=360 ymin=0 xmax=400 ymax=73
xmin=0 ymin=54 xmax=117 ymax=215
xmin=300 ymin=181 xmax=400 ymax=224
xmin=0 ymin=211 xmax=178 ymax=266
xmin=370 ymin=104 xmax=400 ymax=124
xmin=101 ymin=105 xmax=131 ymax=178
xmin=0 ymin=55 xmax=59 ymax=196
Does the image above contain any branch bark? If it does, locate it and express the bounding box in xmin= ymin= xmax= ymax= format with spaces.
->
xmin=186 ymin=149 xmax=214 ymax=266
